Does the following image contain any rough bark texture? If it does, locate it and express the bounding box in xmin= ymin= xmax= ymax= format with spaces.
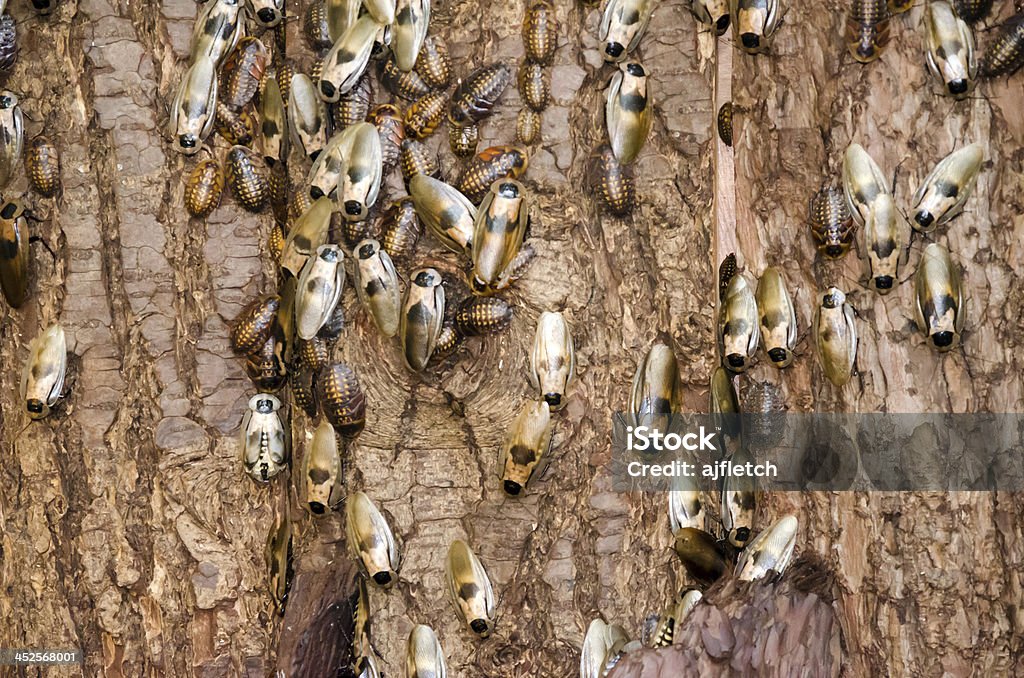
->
xmin=0 ymin=0 xmax=1021 ymax=677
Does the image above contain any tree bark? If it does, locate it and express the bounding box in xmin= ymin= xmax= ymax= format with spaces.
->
xmin=1 ymin=0 xmax=1022 ymax=677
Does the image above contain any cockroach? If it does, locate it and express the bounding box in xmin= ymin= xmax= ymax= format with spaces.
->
xmin=445 ymin=540 xmax=495 ymax=638
xmin=846 ymin=0 xmax=890 ymax=63
xmin=326 ymin=0 xmax=361 ymax=44
xmin=523 ymin=0 xmax=559 ymax=65
xmin=982 ymin=12 xmax=1024 ymax=77
xmin=295 ymin=244 xmax=345 ymax=340
xmin=0 ymin=14 xmax=17 ymax=73
xmin=719 ymin=274 xmax=760 ymax=372
xmin=407 ymin=625 xmax=447 ymax=678
xmin=809 ymin=185 xmax=854 ymax=258
xmin=0 ymin=199 xmax=28 ymax=307
xmin=21 ymin=323 xmax=66 ymax=419
xmin=184 ymin=156 xmax=223 ymax=218
xmin=456 ymin=146 xmax=529 ymax=204
xmin=226 ymin=145 xmax=269 ymax=212
xmin=289 ymin=73 xmax=329 ymax=160
xmin=732 ymin=0 xmax=781 ymax=54
xmin=318 ymin=15 xmax=381 ymax=103
xmin=721 ymin=446 xmax=757 ymax=547
xmin=861 ymin=193 xmax=905 ymax=294
xmin=378 ymin=51 xmax=433 ymax=100
xmin=668 ymin=487 xmax=704 ymax=535
xmin=581 ymin=620 xmax=630 ymax=678
xmin=231 ymin=295 xmax=280 ymax=355
xmin=448 ymin=62 xmax=513 ymax=127
xmin=240 ymin=393 xmax=289 ymax=482
xmin=673 ymin=527 xmax=728 ymax=586
xmin=245 ymin=330 xmax=287 ymax=392
xmin=215 ymin=102 xmax=256 ymax=146
xmin=304 ymin=420 xmax=342 ymax=514
xmin=319 ymin=363 xmax=366 ymax=438
xmin=813 ymin=286 xmax=857 ymax=386
xmin=265 ymin=506 xmax=293 ymax=616
xmin=455 ymin=296 xmax=513 ymax=336
xmin=190 ymin=0 xmax=243 ymax=67
xmin=600 ymin=0 xmax=655 ymax=62
xmin=399 ymin=138 xmax=439 ymax=183
xmin=529 ymin=311 xmax=574 ymax=410
xmin=391 ymin=0 xmax=430 ymax=71
xmin=588 ymin=143 xmax=636 ymax=217
xmin=409 ymin=174 xmax=476 ymax=253
xmin=914 ymin=243 xmax=964 ymax=351
xmin=282 ymin=197 xmax=333 ymax=277
xmin=400 ymin=267 xmax=445 ymax=371
xmin=346 ymin=491 xmax=400 ymax=586
xmin=26 ymin=135 xmax=60 ymax=197
xmin=379 ymin=197 xmax=422 ymax=261
xmin=953 ymin=0 xmax=992 ymax=23
xmin=368 ymin=104 xmax=404 ymax=173
xmin=518 ymin=60 xmax=551 ymax=112
xmin=415 ymin=35 xmax=451 ymax=89
xmin=924 ymin=0 xmax=978 ymax=99
xmin=630 ymin=342 xmax=680 ymax=431
xmin=689 ymin=0 xmax=731 ymax=35
xmin=718 ymin=252 xmax=736 ymax=301
xmin=709 ymin=365 xmax=740 ymax=446
xmin=448 ymin=122 xmax=479 ymax=158
xmin=168 ymin=58 xmax=216 ymax=155
xmin=290 ymin=366 xmax=319 ymax=418
xmin=331 ymin=72 xmax=373 ymax=131
xmin=471 ymin=179 xmax=530 ymax=294
xmin=911 ymin=143 xmax=983 ymax=232
xmin=305 ymin=1 xmax=334 ymax=51
xmin=717 ymin=102 xmax=732 ymax=146
xmin=606 ymin=61 xmax=652 ymax=165
xmin=220 ymin=36 xmax=269 ymax=110
xmin=249 ymin=0 xmax=284 ymax=27
xmin=735 ymin=514 xmax=798 ymax=581
xmin=404 ymin=89 xmax=447 ymax=140
xmin=516 ymin=108 xmax=541 ymax=145
xmin=353 ymin=239 xmax=401 ymax=337
xmin=841 ymin=142 xmax=889 ymax=226
xmin=755 ymin=267 xmax=796 ymax=368
xmin=432 ymin=321 xmax=463 ymax=360
xmin=499 ymin=400 xmax=553 ymax=496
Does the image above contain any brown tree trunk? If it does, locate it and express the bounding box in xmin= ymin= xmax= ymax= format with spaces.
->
xmin=2 ymin=0 xmax=1022 ymax=677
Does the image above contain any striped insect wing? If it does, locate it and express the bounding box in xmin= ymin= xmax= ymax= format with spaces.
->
xmin=21 ymin=323 xmax=67 ymax=419
xmin=345 ymin=491 xmax=400 ymax=587
xmin=369 ymin=104 xmax=405 ymax=173
xmin=499 ymin=400 xmax=553 ymax=496
xmin=914 ymin=243 xmax=963 ymax=352
xmin=445 ymin=540 xmax=495 ymax=638
xmin=0 ymin=200 xmax=28 ymax=307
xmin=400 ymin=267 xmax=445 ymax=371
xmin=407 ymin=624 xmax=447 ymax=678
xmin=0 ymin=15 xmax=17 ymax=73
xmin=719 ymin=275 xmax=760 ymax=372
xmin=404 ymin=89 xmax=447 ymax=140
xmin=529 ymin=311 xmax=575 ymax=411
xmin=318 ymin=363 xmax=366 ymax=438
xmin=240 ymin=394 xmax=289 ymax=482
xmin=755 ymin=267 xmax=796 ymax=367
xmin=735 ymin=514 xmax=799 ymax=581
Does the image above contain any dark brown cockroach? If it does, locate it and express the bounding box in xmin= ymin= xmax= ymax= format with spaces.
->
xmin=268 ymin=161 xmax=289 ymax=228
xmin=318 ymin=363 xmax=365 ymax=439
xmin=0 ymin=15 xmax=17 ymax=73
xmin=304 ymin=1 xmax=334 ymax=51
xmin=369 ymin=104 xmax=405 ymax=173
xmin=26 ymin=135 xmax=60 ymax=197
xmin=717 ymin=102 xmax=732 ymax=147
xmin=220 ymin=36 xmax=269 ymax=110
xmin=415 ymin=35 xmax=452 ymax=90
xmin=342 ymin=218 xmax=372 ymax=249
xmin=456 ymin=146 xmax=529 ymax=204
xmin=318 ymin=299 xmax=346 ymax=341
xmin=245 ymin=330 xmax=287 ymax=392
xmin=268 ymin=222 xmax=285 ymax=261
xmin=226 ymin=145 xmax=269 ymax=212
xmin=953 ymin=0 xmax=992 ymax=23
xmin=673 ymin=527 xmax=728 ymax=587
xmin=455 ymin=297 xmax=513 ymax=336
xmin=449 ymin=62 xmax=513 ymax=127
xmin=516 ymin=108 xmax=541 ymax=145
xmin=809 ymin=186 xmax=855 ymax=258
xmin=448 ymin=123 xmax=479 ymax=158
xmin=399 ymin=138 xmax=439 ymax=183
xmin=523 ymin=0 xmax=559 ymax=65
xmin=982 ymin=12 xmax=1024 ymax=77
xmin=0 ymin=199 xmax=28 ymax=308
xmin=846 ymin=0 xmax=890 ymax=63
xmin=378 ymin=52 xmax=433 ymax=100
xmin=184 ymin=156 xmax=223 ymax=218
xmin=230 ymin=295 xmax=280 ymax=355
xmin=289 ymin=187 xmax=314 ymax=222
xmin=404 ymin=89 xmax=447 ymax=140
xmin=379 ymin=197 xmax=422 ymax=261
xmin=290 ymin=366 xmax=319 ymax=418
xmin=718 ymin=252 xmax=737 ymax=302
xmin=215 ymin=103 xmax=256 ymax=146
xmin=331 ymin=72 xmax=373 ymax=131
xmin=432 ymin=321 xmax=463 ymax=360
xmin=296 ymin=336 xmax=331 ymax=373
xmin=518 ymin=61 xmax=550 ymax=112
xmin=588 ymin=143 xmax=635 ymax=217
